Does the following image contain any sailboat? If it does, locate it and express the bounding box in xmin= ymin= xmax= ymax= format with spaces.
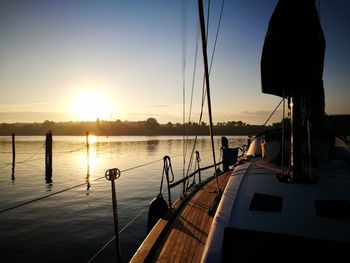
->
xmin=127 ymin=0 xmax=350 ymax=261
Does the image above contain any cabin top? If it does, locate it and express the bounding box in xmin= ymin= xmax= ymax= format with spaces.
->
xmin=202 ymin=158 xmax=350 ymax=262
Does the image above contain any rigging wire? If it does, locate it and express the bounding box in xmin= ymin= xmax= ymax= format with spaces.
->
xmin=182 ymin=0 xmax=210 ymax=186
xmin=182 ymin=0 xmax=188 ymax=181
xmin=198 ymin=0 xmax=220 ymax=192
xmin=206 ymin=0 xmax=211 ymax=39
xmin=208 ymin=0 xmax=225 ymax=72
xmin=182 ymin=0 xmax=212 ymax=193
xmin=256 ymin=98 xmax=284 ymax=136
xmin=183 ymin=18 xmax=200 ymax=186
xmin=184 ymin=0 xmax=226 ymax=191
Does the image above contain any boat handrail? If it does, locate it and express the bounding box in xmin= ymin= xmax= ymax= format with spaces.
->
xmin=158 ymin=153 xmax=225 ymax=207
xmin=169 ymin=161 xmax=223 ymax=189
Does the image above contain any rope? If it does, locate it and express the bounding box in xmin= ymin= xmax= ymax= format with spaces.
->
xmin=0 ymin=152 xmax=45 ymax=154
xmin=0 ymin=147 xmax=85 ymax=155
xmin=0 ymin=146 xmax=86 ymax=165
xmin=121 ymin=158 xmax=163 ymax=173
xmin=20 ymin=161 xmax=45 ymax=173
xmin=0 ymin=155 xmax=185 ymax=214
xmin=0 ymin=146 xmax=45 ymax=154
xmin=159 ymin=156 xmax=175 ymax=200
xmin=53 ymin=146 xmax=86 ymax=155
xmin=16 ymin=143 xmax=45 ymax=164
xmin=52 ymin=147 xmax=86 ymax=158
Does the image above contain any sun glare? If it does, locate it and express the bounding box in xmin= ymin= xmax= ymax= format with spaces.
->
xmin=71 ymin=91 xmax=111 ymax=121
xmin=87 ymin=134 xmax=96 ymax=144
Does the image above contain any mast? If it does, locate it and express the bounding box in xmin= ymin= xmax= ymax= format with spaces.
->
xmin=197 ymin=0 xmax=220 ymax=192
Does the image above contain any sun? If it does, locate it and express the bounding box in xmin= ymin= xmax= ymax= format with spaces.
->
xmin=71 ymin=90 xmax=111 ymax=121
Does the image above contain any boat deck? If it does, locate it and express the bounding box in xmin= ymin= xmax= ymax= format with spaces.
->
xmin=153 ymin=171 xmax=231 ymax=262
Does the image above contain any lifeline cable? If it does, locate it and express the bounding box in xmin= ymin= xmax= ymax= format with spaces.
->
xmin=0 ymin=154 xmax=185 ymax=214
xmin=87 ymin=204 xmax=149 ymax=263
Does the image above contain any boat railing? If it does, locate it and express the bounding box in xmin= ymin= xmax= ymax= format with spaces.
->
xmin=160 ymin=151 xmax=224 ymax=207
xmin=169 ymin=161 xmax=223 ymax=189
xmin=93 ymin=147 xmax=241 ymax=262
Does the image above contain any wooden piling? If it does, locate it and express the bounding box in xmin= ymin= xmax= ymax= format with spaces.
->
xmin=11 ymin=133 xmax=15 ymax=167
xmin=86 ymin=131 xmax=90 ymax=155
xmin=86 ymin=132 xmax=91 ymax=191
xmin=12 ymin=133 xmax=15 ymax=181
xmin=86 ymin=132 xmax=90 ymax=168
xmin=45 ymin=131 xmax=53 ymax=176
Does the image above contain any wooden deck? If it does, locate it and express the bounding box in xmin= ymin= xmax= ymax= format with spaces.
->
xmin=153 ymin=171 xmax=231 ymax=262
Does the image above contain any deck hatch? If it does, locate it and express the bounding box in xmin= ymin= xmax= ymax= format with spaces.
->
xmin=249 ymin=193 xmax=283 ymax=212
xmin=314 ymin=200 xmax=350 ymax=220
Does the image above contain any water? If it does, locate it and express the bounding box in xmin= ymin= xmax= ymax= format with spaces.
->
xmin=0 ymin=135 xmax=246 ymax=262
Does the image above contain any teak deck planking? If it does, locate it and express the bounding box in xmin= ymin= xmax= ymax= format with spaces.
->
xmin=154 ymin=171 xmax=231 ymax=262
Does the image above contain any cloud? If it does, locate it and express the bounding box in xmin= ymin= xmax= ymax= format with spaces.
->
xmin=0 ymin=111 xmax=73 ymax=123
xmin=0 ymin=103 xmax=50 ymax=112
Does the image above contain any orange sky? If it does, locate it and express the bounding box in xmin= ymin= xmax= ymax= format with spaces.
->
xmin=0 ymin=0 xmax=349 ymax=125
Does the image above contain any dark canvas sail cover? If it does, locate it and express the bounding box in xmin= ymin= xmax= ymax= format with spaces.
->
xmin=261 ymin=0 xmax=326 ymax=101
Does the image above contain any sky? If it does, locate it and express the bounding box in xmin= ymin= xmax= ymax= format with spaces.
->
xmin=0 ymin=0 xmax=349 ymax=125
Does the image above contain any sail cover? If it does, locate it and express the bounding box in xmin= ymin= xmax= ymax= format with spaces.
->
xmin=261 ymin=0 xmax=325 ymax=99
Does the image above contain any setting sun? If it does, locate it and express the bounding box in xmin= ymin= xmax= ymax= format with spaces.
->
xmin=71 ymin=91 xmax=111 ymax=121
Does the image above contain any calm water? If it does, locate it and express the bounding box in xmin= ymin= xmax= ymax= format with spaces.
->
xmin=0 ymin=135 xmax=246 ymax=262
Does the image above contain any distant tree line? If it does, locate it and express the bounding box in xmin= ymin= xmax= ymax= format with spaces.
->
xmin=0 ymin=115 xmax=349 ymax=136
